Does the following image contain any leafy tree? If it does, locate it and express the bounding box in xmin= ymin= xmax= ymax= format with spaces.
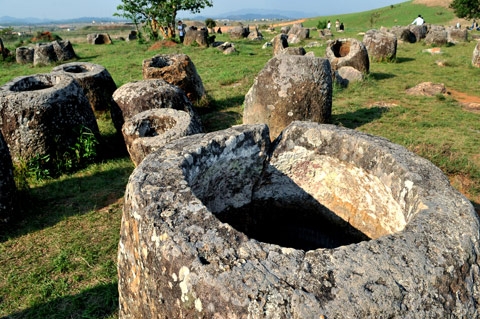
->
xmin=205 ymin=18 xmax=216 ymax=33
xmin=115 ymin=0 xmax=213 ymax=41
xmin=450 ymin=0 xmax=480 ymax=20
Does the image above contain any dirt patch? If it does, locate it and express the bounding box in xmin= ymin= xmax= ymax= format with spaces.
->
xmin=148 ymin=40 xmax=178 ymax=50
xmin=412 ymin=0 xmax=452 ymax=7
xmin=447 ymin=89 xmax=480 ymax=113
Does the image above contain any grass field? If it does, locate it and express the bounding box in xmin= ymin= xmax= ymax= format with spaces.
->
xmin=1 ymin=1 xmax=480 ymax=318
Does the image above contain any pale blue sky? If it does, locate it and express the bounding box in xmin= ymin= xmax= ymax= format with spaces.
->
xmin=1 ymin=0 xmax=409 ymax=20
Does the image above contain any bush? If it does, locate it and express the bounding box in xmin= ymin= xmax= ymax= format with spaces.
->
xmin=317 ymin=20 xmax=327 ymax=30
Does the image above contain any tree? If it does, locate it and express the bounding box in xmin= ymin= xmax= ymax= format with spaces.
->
xmin=115 ymin=0 xmax=213 ymax=41
xmin=450 ymin=0 xmax=480 ymax=20
xmin=205 ymin=18 xmax=217 ymax=33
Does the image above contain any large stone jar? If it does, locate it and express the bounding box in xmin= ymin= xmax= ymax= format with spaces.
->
xmin=118 ymin=122 xmax=480 ymax=318
xmin=0 ymin=73 xmax=99 ymax=163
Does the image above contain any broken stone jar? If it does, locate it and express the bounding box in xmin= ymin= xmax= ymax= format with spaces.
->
xmin=118 ymin=121 xmax=480 ymax=318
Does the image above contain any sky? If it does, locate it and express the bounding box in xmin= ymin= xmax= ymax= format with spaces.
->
xmin=0 ymin=0 xmax=409 ymax=20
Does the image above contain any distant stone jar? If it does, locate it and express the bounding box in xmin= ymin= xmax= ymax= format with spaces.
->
xmin=118 ymin=121 xmax=480 ymax=318
xmin=142 ymin=54 xmax=206 ymax=103
xmin=363 ymin=29 xmax=397 ymax=62
xmin=473 ymin=42 xmax=480 ymax=67
xmin=325 ymin=38 xmax=370 ymax=74
xmin=243 ymin=55 xmax=332 ymax=139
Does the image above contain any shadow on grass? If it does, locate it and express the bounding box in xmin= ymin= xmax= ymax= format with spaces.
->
xmin=332 ymin=106 xmax=389 ymax=129
xmin=369 ymin=72 xmax=396 ymax=81
xmin=0 ymin=164 xmax=132 ymax=242
xmin=395 ymin=57 xmax=415 ymax=64
xmin=1 ymin=282 xmax=118 ymax=319
xmin=197 ymin=95 xmax=245 ymax=132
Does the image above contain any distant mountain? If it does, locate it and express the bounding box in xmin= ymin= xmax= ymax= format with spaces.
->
xmin=0 ymin=16 xmax=126 ymax=26
xmin=181 ymin=8 xmax=317 ymax=21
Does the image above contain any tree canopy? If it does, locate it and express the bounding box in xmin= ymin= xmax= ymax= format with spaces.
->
xmin=450 ymin=0 xmax=480 ymax=20
xmin=115 ymin=0 xmax=213 ymax=40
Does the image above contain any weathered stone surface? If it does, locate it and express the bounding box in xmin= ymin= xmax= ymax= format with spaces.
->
xmin=32 ymin=40 xmax=76 ymax=66
xmin=52 ymin=62 xmax=117 ymax=112
xmin=406 ymin=82 xmax=446 ymax=96
xmin=0 ymin=37 xmax=9 ymax=60
xmin=243 ymin=55 xmax=332 ymax=139
xmin=15 ymin=46 xmax=34 ymax=64
xmin=0 ymin=131 xmax=16 ymax=224
xmin=214 ymin=42 xmax=237 ymax=54
xmin=142 ymin=54 xmax=206 ymax=103
xmin=473 ymin=42 xmax=480 ymax=67
xmin=183 ymin=28 xmax=209 ymax=47
xmin=247 ymin=27 xmax=263 ymax=41
xmin=390 ymin=26 xmax=416 ymax=43
xmin=121 ymin=108 xmax=203 ymax=166
xmin=112 ymin=79 xmax=200 ymax=130
xmin=277 ymin=47 xmax=306 ymax=56
xmin=228 ymin=26 xmax=249 ymax=39
xmin=325 ymin=38 xmax=369 ymax=74
xmin=287 ymin=23 xmax=309 ymax=44
xmin=87 ymin=33 xmax=112 ymax=45
xmin=33 ymin=42 xmax=56 ymax=66
xmin=272 ymin=33 xmax=288 ymax=55
xmin=447 ymin=26 xmax=468 ymax=44
xmin=409 ymin=24 xmax=427 ymax=42
xmin=335 ymin=66 xmax=365 ymax=87
xmin=118 ymin=121 xmax=480 ymax=319
xmin=363 ymin=29 xmax=397 ymax=62
xmin=425 ymin=27 xmax=448 ymax=46
xmin=52 ymin=40 xmax=76 ymax=61
xmin=0 ymin=73 xmax=99 ymax=163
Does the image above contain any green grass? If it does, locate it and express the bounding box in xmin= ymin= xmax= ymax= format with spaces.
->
xmin=1 ymin=0 xmax=480 ymax=317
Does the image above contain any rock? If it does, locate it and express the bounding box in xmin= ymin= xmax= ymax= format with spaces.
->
xmin=277 ymin=47 xmax=306 ymax=56
xmin=15 ymin=46 xmax=34 ymax=64
xmin=0 ymin=73 xmax=99 ymax=163
xmin=473 ymin=42 xmax=480 ymax=67
xmin=325 ymin=38 xmax=370 ymax=74
xmin=405 ymin=82 xmax=446 ymax=96
xmin=425 ymin=27 xmax=448 ymax=46
xmin=247 ymin=27 xmax=263 ymax=41
xmin=52 ymin=62 xmax=117 ymax=113
xmin=318 ymin=29 xmax=333 ymax=39
xmin=272 ymin=33 xmax=289 ymax=55
xmin=335 ymin=66 xmax=365 ymax=87
xmin=243 ymin=55 xmax=332 ymax=139
xmin=287 ymin=23 xmax=310 ymax=44
xmin=121 ymin=108 xmax=203 ymax=166
xmin=0 ymin=131 xmax=16 ymax=224
xmin=31 ymin=40 xmax=76 ymax=66
xmin=363 ymin=29 xmax=397 ymax=62
xmin=390 ymin=26 xmax=416 ymax=43
xmin=87 ymin=33 xmax=112 ymax=45
xmin=280 ymin=26 xmax=290 ymax=34
xmin=126 ymin=30 xmax=137 ymax=41
xmin=447 ymin=26 xmax=467 ymax=44
xmin=112 ymin=79 xmax=200 ymax=130
xmin=118 ymin=121 xmax=480 ymax=319
xmin=409 ymin=24 xmax=427 ymax=42
xmin=52 ymin=40 xmax=76 ymax=61
xmin=33 ymin=42 xmax=56 ymax=66
xmin=215 ymin=42 xmax=237 ymax=54
xmin=228 ymin=26 xmax=249 ymax=39
xmin=142 ymin=54 xmax=206 ymax=103
xmin=184 ymin=28 xmax=209 ymax=47
xmin=0 ymin=38 xmax=9 ymax=60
